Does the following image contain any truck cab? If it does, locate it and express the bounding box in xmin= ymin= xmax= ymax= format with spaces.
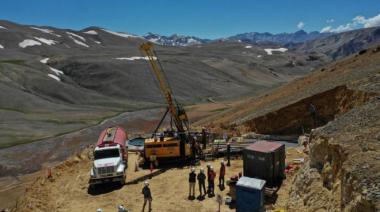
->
xmin=89 ymin=127 xmax=128 ymax=186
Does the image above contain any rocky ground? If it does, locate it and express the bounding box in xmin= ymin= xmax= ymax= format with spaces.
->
xmin=288 ymin=97 xmax=380 ymax=211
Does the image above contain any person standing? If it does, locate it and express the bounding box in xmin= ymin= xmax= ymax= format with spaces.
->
xmin=188 ymin=167 xmax=196 ymax=198
xmin=201 ymin=127 xmax=207 ymax=149
xmin=197 ymin=168 xmax=206 ymax=196
xmin=209 ymin=166 xmax=216 ymax=196
xmin=219 ymin=161 xmax=226 ymax=188
xmin=206 ymin=163 xmax=211 ymax=194
xmin=142 ymin=181 xmax=152 ymax=212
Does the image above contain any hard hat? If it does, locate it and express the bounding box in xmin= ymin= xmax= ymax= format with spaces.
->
xmin=118 ymin=205 xmax=126 ymax=211
xmin=206 ymin=163 xmax=211 ymax=167
xmin=200 ymin=168 xmax=204 ymax=172
xmin=210 ymin=166 xmax=214 ymax=170
xmin=144 ymin=180 xmax=149 ymax=186
xmin=191 ymin=167 xmax=195 ymax=172
xmin=221 ymin=160 xmax=225 ymax=164
xmin=97 ymin=209 xmax=103 ymax=212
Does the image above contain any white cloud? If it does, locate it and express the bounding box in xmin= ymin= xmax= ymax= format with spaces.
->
xmin=297 ymin=21 xmax=305 ymax=29
xmin=320 ymin=26 xmax=332 ymax=33
xmin=353 ymin=14 xmax=380 ymax=28
xmin=320 ymin=13 xmax=380 ymax=33
xmin=326 ymin=19 xmax=334 ymax=23
xmin=320 ymin=23 xmax=353 ymax=33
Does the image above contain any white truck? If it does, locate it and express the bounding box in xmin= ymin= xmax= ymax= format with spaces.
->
xmin=89 ymin=127 xmax=128 ymax=186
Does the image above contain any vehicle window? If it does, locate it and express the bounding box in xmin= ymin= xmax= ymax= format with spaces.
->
xmin=94 ymin=149 xmax=120 ymax=159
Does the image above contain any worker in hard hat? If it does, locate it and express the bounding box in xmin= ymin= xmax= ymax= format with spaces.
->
xmin=219 ymin=160 xmax=226 ymax=188
xmin=142 ymin=181 xmax=152 ymax=212
xmin=197 ymin=167 xmax=206 ymax=197
xmin=96 ymin=209 xmax=102 ymax=212
xmin=209 ymin=166 xmax=216 ymax=196
xmin=118 ymin=204 xmax=128 ymax=212
xmin=188 ymin=167 xmax=196 ymax=198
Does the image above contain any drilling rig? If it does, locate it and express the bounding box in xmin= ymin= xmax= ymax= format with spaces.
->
xmin=140 ymin=42 xmax=193 ymax=165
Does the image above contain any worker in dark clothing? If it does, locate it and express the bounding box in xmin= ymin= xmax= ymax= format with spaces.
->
xmin=191 ymin=139 xmax=197 ymax=161
xmin=197 ymin=168 xmax=206 ymax=196
xmin=201 ymin=127 xmax=207 ymax=149
xmin=142 ymin=181 xmax=152 ymax=212
xmin=209 ymin=166 xmax=216 ymax=196
xmin=219 ymin=161 xmax=226 ymax=188
xmin=206 ymin=163 xmax=211 ymax=193
xmin=189 ymin=167 xmax=196 ymax=198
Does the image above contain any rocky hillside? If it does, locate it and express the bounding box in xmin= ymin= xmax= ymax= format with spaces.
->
xmin=1 ymin=19 xmax=380 ymax=148
xmin=295 ymin=27 xmax=380 ymax=60
xmin=288 ymin=96 xmax=380 ymax=211
xmin=0 ymin=20 xmax=330 ymax=148
xmin=199 ymin=45 xmax=380 ymax=134
xmin=196 ymin=45 xmax=380 ymax=211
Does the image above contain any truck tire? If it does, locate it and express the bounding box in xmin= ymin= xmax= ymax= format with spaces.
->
xmin=120 ymin=175 xmax=126 ymax=186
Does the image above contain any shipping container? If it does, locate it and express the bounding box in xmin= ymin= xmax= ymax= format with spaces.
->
xmin=236 ymin=176 xmax=266 ymax=212
xmin=243 ymin=141 xmax=285 ymax=186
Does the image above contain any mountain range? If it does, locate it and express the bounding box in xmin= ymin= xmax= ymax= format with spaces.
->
xmin=143 ymin=30 xmax=332 ymax=46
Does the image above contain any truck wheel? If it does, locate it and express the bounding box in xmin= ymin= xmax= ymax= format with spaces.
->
xmin=120 ymin=175 xmax=126 ymax=186
xmin=89 ymin=184 xmax=96 ymax=190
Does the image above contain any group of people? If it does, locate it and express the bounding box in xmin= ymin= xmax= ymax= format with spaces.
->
xmin=96 ymin=161 xmax=225 ymax=212
xmin=188 ymin=161 xmax=226 ymax=199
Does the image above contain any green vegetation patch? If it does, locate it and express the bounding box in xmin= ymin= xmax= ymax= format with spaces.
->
xmin=0 ymin=59 xmax=26 ymax=66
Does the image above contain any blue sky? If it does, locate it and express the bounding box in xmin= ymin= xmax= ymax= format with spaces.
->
xmin=0 ymin=0 xmax=379 ymax=39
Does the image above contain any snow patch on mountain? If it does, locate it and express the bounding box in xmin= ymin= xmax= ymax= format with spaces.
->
xmin=47 ymin=74 xmax=60 ymax=81
xmin=115 ymin=56 xmax=156 ymax=61
xmin=19 ymin=39 xmax=42 ymax=48
xmin=68 ymin=36 xmax=89 ymax=48
xmin=264 ymin=48 xmax=288 ymax=55
xmin=40 ymin=58 xmax=49 ymax=64
xmin=49 ymin=67 xmax=64 ymax=75
xmin=30 ymin=27 xmax=61 ymax=37
xmin=245 ymin=45 xmax=252 ymax=48
xmin=34 ymin=37 xmax=57 ymax=45
xmin=83 ymin=30 xmax=98 ymax=35
xmin=102 ymin=29 xmax=139 ymax=38
xmin=0 ymin=26 xmax=6 ymax=30
xmin=0 ymin=44 xmax=4 ymax=49
xmin=66 ymin=32 xmax=86 ymax=41
xmin=93 ymin=40 xmax=101 ymax=44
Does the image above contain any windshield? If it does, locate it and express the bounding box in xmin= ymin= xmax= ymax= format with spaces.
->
xmin=94 ymin=149 xmax=120 ymax=160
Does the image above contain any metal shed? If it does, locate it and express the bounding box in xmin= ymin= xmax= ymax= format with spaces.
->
xmin=243 ymin=141 xmax=285 ymax=186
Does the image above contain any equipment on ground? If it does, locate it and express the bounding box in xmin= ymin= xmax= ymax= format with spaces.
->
xmin=139 ymin=42 xmax=192 ymax=165
xmin=89 ymin=127 xmax=128 ymax=186
xmin=236 ymin=176 xmax=266 ymax=212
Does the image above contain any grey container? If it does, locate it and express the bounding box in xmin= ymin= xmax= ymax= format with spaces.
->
xmin=243 ymin=141 xmax=285 ymax=186
xmin=236 ymin=176 xmax=266 ymax=212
